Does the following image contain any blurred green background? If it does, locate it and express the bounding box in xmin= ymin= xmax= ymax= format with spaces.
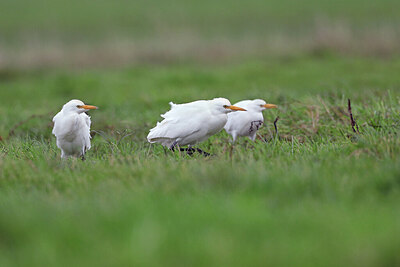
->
xmin=1 ymin=0 xmax=400 ymax=69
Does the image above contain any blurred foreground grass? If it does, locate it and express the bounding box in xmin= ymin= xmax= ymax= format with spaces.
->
xmin=0 ymin=56 xmax=400 ymax=266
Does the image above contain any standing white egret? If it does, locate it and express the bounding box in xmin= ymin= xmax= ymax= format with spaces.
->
xmin=147 ymin=98 xmax=246 ymax=155
xmin=224 ymin=99 xmax=277 ymax=142
xmin=52 ymin=99 xmax=98 ymax=159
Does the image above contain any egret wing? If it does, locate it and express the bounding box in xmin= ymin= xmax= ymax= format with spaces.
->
xmin=52 ymin=111 xmax=61 ymax=136
xmin=52 ymin=111 xmax=73 ymax=137
xmin=147 ymin=102 xmax=208 ymax=142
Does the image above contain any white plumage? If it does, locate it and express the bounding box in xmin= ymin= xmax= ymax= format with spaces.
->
xmin=52 ymin=99 xmax=98 ymax=159
xmin=147 ymin=98 xmax=246 ymax=150
xmin=224 ymin=99 xmax=277 ymax=142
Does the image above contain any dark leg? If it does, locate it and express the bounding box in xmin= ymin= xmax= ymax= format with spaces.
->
xmin=196 ymin=148 xmax=210 ymax=157
xmin=169 ymin=141 xmax=178 ymax=151
xmin=81 ymin=147 xmax=87 ymax=161
xmin=179 ymin=147 xmax=196 ymax=156
xmin=170 ymin=142 xmax=210 ymax=157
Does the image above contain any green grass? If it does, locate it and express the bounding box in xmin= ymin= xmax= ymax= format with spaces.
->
xmin=0 ymin=56 xmax=400 ymax=266
xmin=1 ymin=0 xmax=399 ymax=265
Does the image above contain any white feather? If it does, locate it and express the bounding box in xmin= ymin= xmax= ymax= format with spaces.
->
xmin=224 ymin=99 xmax=274 ymax=142
xmin=147 ymin=98 xmax=238 ymax=148
xmin=52 ymin=99 xmax=96 ymax=158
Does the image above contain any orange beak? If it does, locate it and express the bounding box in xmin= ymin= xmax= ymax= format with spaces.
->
xmin=263 ymin=104 xmax=277 ymax=109
xmin=226 ymin=105 xmax=246 ymax=111
xmin=78 ymin=105 xmax=98 ymax=110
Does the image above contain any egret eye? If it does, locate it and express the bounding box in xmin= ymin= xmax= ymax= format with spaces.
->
xmin=223 ymin=105 xmax=229 ymax=108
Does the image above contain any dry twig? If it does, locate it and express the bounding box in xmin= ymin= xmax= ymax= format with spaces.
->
xmin=347 ymin=99 xmax=359 ymax=133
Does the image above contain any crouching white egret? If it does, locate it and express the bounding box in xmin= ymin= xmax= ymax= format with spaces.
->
xmin=147 ymin=98 xmax=246 ymax=155
xmin=52 ymin=99 xmax=98 ymax=159
xmin=224 ymin=99 xmax=277 ymax=142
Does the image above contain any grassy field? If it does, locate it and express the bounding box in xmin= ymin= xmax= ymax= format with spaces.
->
xmin=1 ymin=57 xmax=400 ymax=266
xmin=1 ymin=0 xmax=400 ymax=266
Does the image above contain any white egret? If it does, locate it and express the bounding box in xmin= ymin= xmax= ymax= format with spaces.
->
xmin=147 ymin=98 xmax=246 ymax=155
xmin=224 ymin=99 xmax=277 ymax=142
xmin=52 ymin=99 xmax=98 ymax=159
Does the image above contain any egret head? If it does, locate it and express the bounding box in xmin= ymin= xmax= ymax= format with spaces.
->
xmin=249 ymin=99 xmax=277 ymax=112
xmin=211 ymin=98 xmax=247 ymax=114
xmin=62 ymin=99 xmax=98 ymax=114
